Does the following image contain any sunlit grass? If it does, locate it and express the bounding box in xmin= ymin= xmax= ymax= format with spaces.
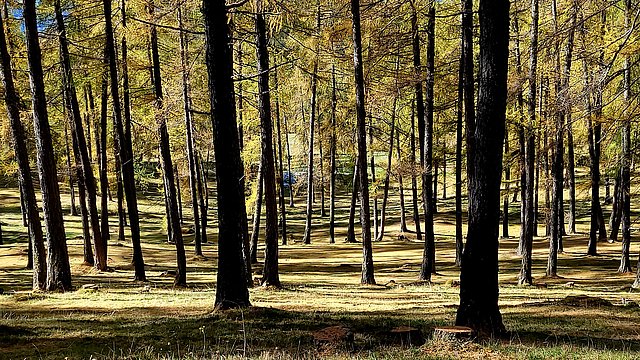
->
xmin=1 ymin=175 xmax=640 ymax=359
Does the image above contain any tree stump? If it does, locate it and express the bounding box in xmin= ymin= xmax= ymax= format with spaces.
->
xmin=432 ymin=326 xmax=474 ymax=341
xmin=312 ymin=326 xmax=354 ymax=347
xmin=389 ymin=326 xmax=425 ymax=346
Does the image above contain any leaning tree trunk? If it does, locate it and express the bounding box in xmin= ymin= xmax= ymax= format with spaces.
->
xmin=456 ymin=0 xmax=509 ymax=337
xmin=56 ymin=0 xmax=106 ymax=271
xmin=420 ymin=5 xmax=436 ymax=281
xmin=255 ymin=1 xmax=280 ymax=287
xmin=24 ymin=0 xmax=72 ymax=291
xmin=0 ymin=8 xmax=46 ymax=289
xmin=203 ymin=0 xmax=250 ymax=309
xmin=150 ymin=0 xmax=186 ymax=286
xmin=103 ymin=0 xmax=145 ymax=281
xmin=350 ymin=0 xmax=375 ymax=285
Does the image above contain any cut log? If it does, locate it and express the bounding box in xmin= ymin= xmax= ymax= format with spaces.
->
xmin=432 ymin=326 xmax=474 ymax=341
xmin=389 ymin=326 xmax=425 ymax=346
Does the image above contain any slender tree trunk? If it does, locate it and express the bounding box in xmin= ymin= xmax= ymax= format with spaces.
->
xmin=410 ymin=98 xmax=422 ymax=240
xmin=397 ymin=132 xmax=408 ymax=234
xmin=518 ymin=0 xmax=538 ymax=286
xmin=369 ymin=116 xmax=379 ymax=241
xmin=346 ymin=159 xmax=358 ymax=243
xmin=329 ymin=63 xmax=338 ymax=243
xmin=456 ymin=0 xmax=509 ymax=337
xmin=149 ymin=0 xmax=186 ymax=286
xmin=455 ymin=6 xmax=464 ymax=267
xmin=274 ymin=65 xmax=287 ymax=246
xmin=24 ymin=0 xmax=72 ymax=291
xmin=610 ymin=172 xmax=622 ymax=242
xmin=420 ymin=5 xmax=436 ymax=281
xmin=98 ymin=65 xmax=110 ymax=254
xmin=175 ymin=165 xmax=183 ymax=226
xmin=103 ymin=0 xmax=145 ymax=281
xmin=70 ymin=126 xmax=93 ymax=267
xmin=203 ymin=0 xmax=251 ymax=308
xmin=254 ymin=2 xmax=280 ymax=287
xmin=56 ymin=0 xmax=107 ymax=271
xmin=250 ymin=164 xmax=264 ymax=263
xmin=0 ymin=8 xmax=46 ymax=289
xmin=410 ymin=2 xmax=423 ymax=242
xmin=198 ymin=154 xmax=208 ymax=245
xmin=376 ymin=95 xmax=397 ymax=242
xmin=319 ymin=117 xmax=326 ymax=218
xmin=350 ymin=0 xmax=375 ymax=285
xmin=65 ymin=127 xmax=77 ymax=216
xmin=621 ymin=0 xmax=633 ymax=275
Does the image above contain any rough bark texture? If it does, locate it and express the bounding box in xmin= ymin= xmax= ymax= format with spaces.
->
xmin=24 ymin=0 xmax=72 ymax=291
xmin=420 ymin=5 xmax=436 ymax=281
xmin=150 ymin=0 xmax=186 ymax=286
xmin=351 ymin=0 xmax=375 ymax=285
xmin=455 ymin=0 xmax=508 ymax=337
xmin=203 ymin=0 xmax=251 ymax=308
xmin=56 ymin=0 xmax=106 ymax=271
xmin=255 ymin=2 xmax=280 ymax=287
xmin=103 ymin=0 xmax=145 ymax=281
xmin=0 ymin=8 xmax=46 ymax=289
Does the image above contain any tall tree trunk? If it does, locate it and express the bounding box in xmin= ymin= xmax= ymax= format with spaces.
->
xmin=621 ymin=0 xmax=633 ymax=275
xmin=346 ymin=159 xmax=358 ymax=243
xmin=149 ymin=0 xmax=186 ymax=286
xmin=175 ymin=165 xmax=183 ymax=226
xmin=179 ymin=6 xmax=202 ymax=257
xmin=65 ymin=127 xmax=77 ymax=216
xmin=329 ymin=63 xmax=338 ymax=243
xmin=610 ymin=172 xmax=622 ymax=242
xmin=376 ymin=95 xmax=397 ymax=242
xmin=410 ymin=1 xmax=424 ymax=242
xmin=369 ymin=116 xmax=379 ymax=241
xmin=70 ymin=125 xmax=93 ymax=267
xmin=24 ymin=0 xmax=72 ymax=291
xmin=0 ymin=8 xmax=46 ymax=289
xmin=103 ymin=0 xmax=145 ymax=281
xmin=98 ymin=64 xmax=110 ymax=254
xmin=197 ymin=153 xmax=208 ymax=245
xmin=410 ymin=98 xmax=422 ymax=240
xmin=250 ymin=163 xmax=264 ymax=263
xmin=518 ymin=0 xmax=538 ymax=287
xmin=203 ymin=0 xmax=251 ymax=308
xmin=350 ymin=0 xmax=375 ymax=285
xmin=56 ymin=0 xmax=107 ymax=271
xmin=284 ymin=105 xmax=295 ymax=208
xmin=255 ymin=1 xmax=280 ymax=287
xmin=302 ymin=2 xmax=321 ymax=245
xmin=420 ymin=5 xmax=436 ymax=281
xmin=455 ymin=5 xmax=464 ymax=267
xmin=456 ymin=0 xmax=509 ymax=337
xmin=397 ymin=131 xmax=408 ymax=233
xmin=274 ymin=65 xmax=287 ymax=246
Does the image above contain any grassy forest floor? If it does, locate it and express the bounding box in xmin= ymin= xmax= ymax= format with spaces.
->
xmin=2 ymin=174 xmax=640 ymax=359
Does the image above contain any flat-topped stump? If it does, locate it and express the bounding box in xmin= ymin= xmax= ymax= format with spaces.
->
xmin=389 ymin=326 xmax=425 ymax=346
xmin=312 ymin=326 xmax=354 ymax=347
xmin=433 ymin=326 xmax=475 ymax=341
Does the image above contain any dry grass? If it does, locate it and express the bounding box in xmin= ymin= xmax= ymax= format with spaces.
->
xmin=1 ymin=176 xmax=640 ymax=359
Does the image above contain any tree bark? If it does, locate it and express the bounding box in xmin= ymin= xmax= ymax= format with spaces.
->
xmin=98 ymin=64 xmax=110 ymax=253
xmin=203 ymin=0 xmax=251 ymax=308
xmin=250 ymin=163 xmax=264 ymax=263
xmin=56 ymin=0 xmax=107 ymax=271
xmin=621 ymin=0 xmax=633 ymax=275
xmin=150 ymin=0 xmax=186 ymax=286
xmin=0 ymin=8 xmax=46 ymax=289
xmin=456 ymin=0 xmax=509 ymax=337
xmin=376 ymin=95 xmax=397 ymax=242
xmin=24 ymin=0 xmax=72 ymax=291
xmin=255 ymin=1 xmax=280 ymax=287
xmin=455 ymin=5 xmax=464 ymax=267
xmin=420 ymin=5 xmax=436 ymax=281
xmin=410 ymin=98 xmax=422 ymax=240
xmin=329 ymin=63 xmax=338 ymax=243
xmin=274 ymin=64 xmax=287 ymax=246
xmin=350 ymin=0 xmax=375 ymax=285
xmin=346 ymin=158 xmax=358 ymax=243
